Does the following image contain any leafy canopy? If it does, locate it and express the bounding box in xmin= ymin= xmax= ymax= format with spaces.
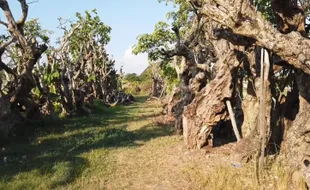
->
xmin=133 ymin=0 xmax=192 ymax=61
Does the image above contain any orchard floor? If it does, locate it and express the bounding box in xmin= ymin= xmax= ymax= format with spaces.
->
xmin=0 ymin=96 xmax=294 ymax=190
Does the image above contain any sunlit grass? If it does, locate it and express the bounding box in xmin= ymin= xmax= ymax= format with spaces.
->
xmin=0 ymin=96 xmax=174 ymax=190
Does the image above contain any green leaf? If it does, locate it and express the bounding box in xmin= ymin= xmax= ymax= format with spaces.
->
xmin=87 ymin=75 xmax=96 ymax=82
xmin=52 ymin=72 xmax=60 ymax=79
xmin=49 ymin=84 xmax=57 ymax=94
xmin=32 ymin=87 xmax=41 ymax=97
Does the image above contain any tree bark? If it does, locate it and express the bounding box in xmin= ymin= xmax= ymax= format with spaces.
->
xmin=285 ymin=71 xmax=310 ymax=187
xmin=200 ymin=0 xmax=310 ymax=75
xmin=182 ymin=50 xmax=237 ymax=149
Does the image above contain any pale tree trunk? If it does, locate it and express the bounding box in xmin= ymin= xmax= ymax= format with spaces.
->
xmin=240 ymin=47 xmax=260 ymax=138
xmin=226 ymin=100 xmax=241 ymax=141
xmin=257 ymin=48 xmax=271 ymax=182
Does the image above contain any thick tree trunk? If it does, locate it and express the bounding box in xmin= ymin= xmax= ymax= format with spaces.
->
xmin=269 ymin=1 xmax=310 ymax=187
xmin=284 ymin=71 xmax=310 ymax=187
xmin=240 ymin=45 xmax=261 ymax=138
xmin=241 ymin=84 xmax=259 ymax=137
xmin=198 ymin=1 xmax=310 ymax=186
xmin=0 ymin=96 xmax=18 ymax=140
xmin=182 ymin=50 xmax=237 ymax=149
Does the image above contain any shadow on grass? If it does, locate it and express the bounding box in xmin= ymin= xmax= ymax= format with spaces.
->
xmin=7 ymin=96 xmax=158 ymax=142
xmin=0 ymin=95 xmax=173 ymax=189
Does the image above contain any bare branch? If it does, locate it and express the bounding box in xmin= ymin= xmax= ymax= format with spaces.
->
xmin=0 ymin=19 xmax=7 ymax=27
xmin=27 ymin=0 xmax=38 ymax=4
xmin=17 ymin=0 xmax=28 ymax=25
xmin=196 ymin=63 xmax=210 ymax=71
xmin=188 ymin=0 xmax=201 ymax=17
xmin=0 ymin=0 xmax=29 ymax=51
xmin=57 ymin=23 xmax=82 ymax=53
xmin=226 ymin=100 xmax=241 ymax=141
xmin=0 ymin=37 xmax=15 ymax=53
xmin=0 ymin=60 xmax=17 ymax=77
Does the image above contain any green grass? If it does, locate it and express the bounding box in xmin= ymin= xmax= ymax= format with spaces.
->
xmin=0 ymin=96 xmax=174 ymax=190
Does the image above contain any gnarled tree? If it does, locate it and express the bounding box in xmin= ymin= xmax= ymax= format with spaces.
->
xmin=0 ymin=0 xmax=48 ymax=139
xmin=135 ymin=0 xmax=310 ymax=187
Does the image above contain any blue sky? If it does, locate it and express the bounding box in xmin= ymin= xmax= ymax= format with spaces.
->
xmin=4 ymin=0 xmax=174 ymax=74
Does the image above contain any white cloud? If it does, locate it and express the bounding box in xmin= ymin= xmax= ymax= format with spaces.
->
xmin=116 ymin=46 xmax=149 ymax=75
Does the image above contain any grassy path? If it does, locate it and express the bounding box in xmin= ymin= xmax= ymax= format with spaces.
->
xmin=0 ymin=97 xmax=290 ymax=190
xmin=0 ymin=97 xmax=181 ymax=190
